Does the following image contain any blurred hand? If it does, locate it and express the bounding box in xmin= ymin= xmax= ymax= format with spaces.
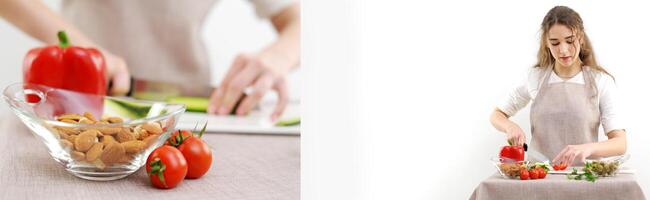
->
xmin=208 ymin=53 xmax=290 ymax=121
xmin=505 ymin=124 xmax=526 ymax=146
xmin=552 ymin=144 xmax=594 ymax=166
xmin=103 ymin=52 xmax=131 ymax=96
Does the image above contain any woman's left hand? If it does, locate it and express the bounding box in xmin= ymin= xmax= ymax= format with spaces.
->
xmin=552 ymin=144 xmax=595 ymax=166
xmin=208 ymin=52 xmax=290 ymax=120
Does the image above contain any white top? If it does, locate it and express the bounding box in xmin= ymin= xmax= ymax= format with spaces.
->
xmin=498 ymin=67 xmax=624 ymax=134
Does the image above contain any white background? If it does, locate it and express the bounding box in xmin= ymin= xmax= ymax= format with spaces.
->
xmin=304 ymin=0 xmax=650 ymax=199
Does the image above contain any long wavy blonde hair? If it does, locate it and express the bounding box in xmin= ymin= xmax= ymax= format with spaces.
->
xmin=534 ymin=6 xmax=613 ymax=79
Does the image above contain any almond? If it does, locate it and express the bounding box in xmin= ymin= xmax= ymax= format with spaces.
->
xmin=134 ymin=126 xmax=149 ymax=140
xmin=143 ymin=134 xmax=160 ymax=147
xmin=107 ymin=117 xmax=123 ymax=123
xmin=100 ymin=127 xmax=121 ymax=135
xmin=57 ymin=113 xmax=82 ymax=121
xmin=60 ymin=119 xmax=78 ymax=124
xmin=118 ymin=154 xmax=134 ymax=163
xmin=116 ymin=127 xmax=136 ymax=143
xmin=75 ymin=130 xmax=99 ymax=152
xmin=66 ymin=134 xmax=77 ymax=143
xmin=78 ymin=117 xmax=94 ymax=124
xmin=83 ymin=112 xmax=97 ymax=122
xmin=100 ymin=142 xmax=125 ymax=164
xmin=86 ymin=143 xmax=104 ymax=162
xmin=57 ymin=131 xmax=70 ymax=140
xmin=56 ymin=126 xmax=78 ymax=135
xmin=92 ymin=159 xmax=106 ymax=169
xmin=122 ymin=140 xmax=146 ymax=154
xmin=60 ymin=139 xmax=73 ymax=149
xmin=71 ymin=151 xmax=85 ymax=161
xmin=101 ymin=135 xmax=116 ymax=145
xmin=142 ymin=122 xmax=163 ymax=135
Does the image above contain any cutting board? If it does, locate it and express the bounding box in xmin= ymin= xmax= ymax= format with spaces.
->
xmin=176 ymin=100 xmax=300 ymax=135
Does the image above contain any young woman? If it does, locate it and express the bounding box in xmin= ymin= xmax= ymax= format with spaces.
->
xmin=489 ymin=6 xmax=626 ymax=166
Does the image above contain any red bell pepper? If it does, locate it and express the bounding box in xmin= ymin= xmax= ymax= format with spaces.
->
xmin=499 ymin=145 xmax=525 ymax=162
xmin=24 ymin=31 xmax=106 ymax=95
xmin=23 ymin=31 xmax=106 ymax=117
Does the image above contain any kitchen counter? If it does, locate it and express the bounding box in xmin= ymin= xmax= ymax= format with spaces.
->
xmin=470 ymin=173 xmax=645 ymax=200
xmin=0 ymin=110 xmax=300 ymax=200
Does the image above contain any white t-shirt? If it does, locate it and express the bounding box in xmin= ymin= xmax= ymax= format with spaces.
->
xmin=497 ymin=67 xmax=624 ymax=134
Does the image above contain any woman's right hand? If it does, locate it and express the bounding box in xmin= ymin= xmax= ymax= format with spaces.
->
xmin=505 ymin=124 xmax=526 ymax=146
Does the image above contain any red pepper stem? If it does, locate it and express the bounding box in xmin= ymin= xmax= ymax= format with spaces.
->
xmin=57 ymin=31 xmax=70 ymax=48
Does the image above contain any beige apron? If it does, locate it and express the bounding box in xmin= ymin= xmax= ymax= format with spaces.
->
xmin=530 ymin=66 xmax=600 ymax=166
xmin=61 ymin=0 xmax=218 ymax=94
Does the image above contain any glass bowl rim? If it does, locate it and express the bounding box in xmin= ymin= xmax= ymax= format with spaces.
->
xmin=2 ymin=82 xmax=186 ymax=128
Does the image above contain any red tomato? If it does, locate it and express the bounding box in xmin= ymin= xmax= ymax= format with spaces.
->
xmin=537 ymin=168 xmax=547 ymax=179
xmin=166 ymin=130 xmax=193 ymax=145
xmin=178 ymin=136 xmax=213 ymax=179
xmin=146 ymin=145 xmax=188 ymax=189
xmin=553 ymin=163 xmax=567 ymax=171
xmin=519 ymin=169 xmax=529 ymax=180
xmin=529 ymin=169 xmax=539 ymax=179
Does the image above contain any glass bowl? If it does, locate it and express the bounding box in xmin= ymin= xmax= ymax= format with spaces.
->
xmin=2 ymin=83 xmax=186 ymax=181
xmin=582 ymin=154 xmax=630 ymax=177
xmin=491 ymin=157 xmax=529 ymax=179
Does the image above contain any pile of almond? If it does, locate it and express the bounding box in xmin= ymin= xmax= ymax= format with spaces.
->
xmin=53 ymin=112 xmax=164 ymax=169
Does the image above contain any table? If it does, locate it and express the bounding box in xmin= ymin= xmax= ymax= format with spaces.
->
xmin=0 ymin=110 xmax=300 ymax=200
xmin=470 ymin=173 xmax=646 ymax=200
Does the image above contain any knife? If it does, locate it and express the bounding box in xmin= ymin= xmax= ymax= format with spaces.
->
xmin=119 ymin=77 xmax=246 ymax=113
xmin=526 ymin=146 xmax=551 ymax=163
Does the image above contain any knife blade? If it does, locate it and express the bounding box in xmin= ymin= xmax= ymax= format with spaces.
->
xmin=527 ymin=148 xmax=550 ymax=162
xmin=127 ymin=77 xmax=214 ymax=100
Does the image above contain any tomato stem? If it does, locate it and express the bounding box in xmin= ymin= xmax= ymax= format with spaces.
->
xmin=168 ymin=130 xmax=187 ymax=148
xmin=57 ymin=31 xmax=70 ymax=48
xmin=197 ymin=122 xmax=208 ymax=138
xmin=148 ymin=158 xmax=168 ymax=188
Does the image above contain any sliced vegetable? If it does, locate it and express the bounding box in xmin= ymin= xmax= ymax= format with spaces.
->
xmin=275 ymin=117 xmax=301 ymax=127
xmin=553 ymin=163 xmax=568 ymax=171
xmin=166 ymin=96 xmax=209 ymax=112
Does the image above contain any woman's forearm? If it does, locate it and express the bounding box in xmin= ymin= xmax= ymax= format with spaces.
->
xmin=0 ymin=0 xmax=95 ymax=46
xmin=261 ymin=3 xmax=300 ymax=73
xmin=587 ymin=130 xmax=627 ymax=158
xmin=490 ymin=108 xmax=517 ymax=133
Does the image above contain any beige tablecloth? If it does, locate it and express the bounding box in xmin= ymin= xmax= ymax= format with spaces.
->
xmin=0 ymin=110 xmax=300 ymax=200
xmin=471 ymin=173 xmax=645 ymax=200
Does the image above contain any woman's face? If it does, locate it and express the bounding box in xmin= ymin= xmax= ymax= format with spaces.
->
xmin=546 ymin=24 xmax=582 ymax=68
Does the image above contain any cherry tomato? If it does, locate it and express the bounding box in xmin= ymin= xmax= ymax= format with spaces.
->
xmin=537 ymin=168 xmax=547 ymax=179
xmin=146 ymin=145 xmax=188 ymax=189
xmin=178 ymin=136 xmax=213 ymax=179
xmin=529 ymin=169 xmax=539 ymax=179
xmin=166 ymin=130 xmax=193 ymax=145
xmin=553 ymin=163 xmax=567 ymax=171
xmin=519 ymin=169 xmax=529 ymax=180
